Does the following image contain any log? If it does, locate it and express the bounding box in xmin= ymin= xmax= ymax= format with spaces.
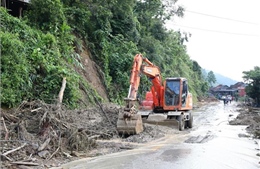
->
xmin=57 ymin=77 xmax=66 ymax=110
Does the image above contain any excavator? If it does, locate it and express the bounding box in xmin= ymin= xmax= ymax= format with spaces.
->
xmin=117 ymin=54 xmax=193 ymax=135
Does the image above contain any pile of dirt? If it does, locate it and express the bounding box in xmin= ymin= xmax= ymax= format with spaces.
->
xmin=0 ymin=100 xmax=121 ymax=168
xmin=229 ymin=103 xmax=260 ymax=138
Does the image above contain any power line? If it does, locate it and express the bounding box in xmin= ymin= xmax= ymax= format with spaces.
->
xmin=186 ymin=10 xmax=259 ymax=25
xmin=174 ymin=24 xmax=260 ymax=37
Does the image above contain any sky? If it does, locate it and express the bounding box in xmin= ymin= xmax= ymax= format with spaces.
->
xmin=165 ymin=0 xmax=260 ymax=82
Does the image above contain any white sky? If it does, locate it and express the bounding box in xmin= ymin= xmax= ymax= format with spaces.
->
xmin=165 ymin=0 xmax=260 ymax=82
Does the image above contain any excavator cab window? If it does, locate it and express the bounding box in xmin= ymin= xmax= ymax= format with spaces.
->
xmin=182 ymin=81 xmax=188 ymax=106
xmin=165 ymin=80 xmax=180 ymax=106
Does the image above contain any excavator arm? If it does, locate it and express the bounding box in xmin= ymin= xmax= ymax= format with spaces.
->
xmin=117 ymin=54 xmax=164 ymax=135
xmin=126 ymin=54 xmax=163 ymax=107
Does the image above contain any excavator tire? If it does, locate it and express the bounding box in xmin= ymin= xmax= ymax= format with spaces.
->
xmin=177 ymin=114 xmax=185 ymax=131
xmin=187 ymin=113 xmax=193 ymax=128
xmin=117 ymin=112 xmax=144 ymax=135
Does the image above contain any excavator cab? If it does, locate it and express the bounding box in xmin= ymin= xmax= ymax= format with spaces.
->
xmin=164 ymin=79 xmax=181 ymax=106
xmin=163 ymin=78 xmax=192 ymax=110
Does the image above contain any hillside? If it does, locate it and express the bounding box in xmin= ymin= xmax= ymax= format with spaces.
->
xmin=214 ymin=72 xmax=238 ymax=86
xmin=203 ymin=69 xmax=239 ymax=86
xmin=1 ymin=1 xmax=211 ymax=109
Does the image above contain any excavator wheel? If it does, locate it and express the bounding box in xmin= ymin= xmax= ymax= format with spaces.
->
xmin=117 ymin=112 xmax=144 ymax=135
xmin=177 ymin=114 xmax=185 ymax=131
xmin=187 ymin=113 xmax=193 ymax=128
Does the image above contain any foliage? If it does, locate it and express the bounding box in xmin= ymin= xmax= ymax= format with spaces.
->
xmin=207 ymin=71 xmax=217 ymax=87
xmin=243 ymin=66 xmax=260 ymax=106
xmin=0 ymin=32 xmax=31 ymax=107
xmin=0 ymin=7 xmax=82 ymax=108
xmin=24 ymin=0 xmax=66 ymax=33
xmin=1 ymin=0 xmax=210 ymax=108
xmin=97 ymin=34 xmax=138 ymax=103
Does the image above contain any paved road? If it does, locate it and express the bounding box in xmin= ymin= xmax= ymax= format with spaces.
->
xmin=58 ymin=102 xmax=260 ymax=169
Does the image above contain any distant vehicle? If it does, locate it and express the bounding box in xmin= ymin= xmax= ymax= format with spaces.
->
xmin=221 ymin=96 xmax=226 ymax=100
xmin=227 ymin=95 xmax=232 ymax=101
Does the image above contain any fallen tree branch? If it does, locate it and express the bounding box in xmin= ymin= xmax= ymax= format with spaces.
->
xmin=31 ymin=107 xmax=42 ymax=112
xmin=10 ymin=161 xmax=39 ymax=166
xmin=119 ymin=146 xmax=134 ymax=150
xmin=1 ymin=117 xmax=9 ymax=140
xmin=1 ymin=154 xmax=13 ymax=161
xmin=0 ymin=111 xmax=19 ymax=123
xmin=47 ymin=147 xmax=60 ymax=160
xmin=2 ymin=143 xmax=27 ymax=156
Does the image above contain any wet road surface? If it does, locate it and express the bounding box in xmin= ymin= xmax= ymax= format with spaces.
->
xmin=59 ymin=102 xmax=260 ymax=169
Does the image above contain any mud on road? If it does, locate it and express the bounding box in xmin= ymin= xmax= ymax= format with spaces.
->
xmin=0 ymin=100 xmax=259 ymax=168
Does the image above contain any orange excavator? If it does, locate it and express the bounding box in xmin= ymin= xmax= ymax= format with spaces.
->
xmin=117 ymin=54 xmax=193 ymax=135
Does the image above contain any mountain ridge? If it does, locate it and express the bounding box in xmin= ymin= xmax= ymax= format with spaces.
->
xmin=203 ymin=69 xmax=239 ymax=86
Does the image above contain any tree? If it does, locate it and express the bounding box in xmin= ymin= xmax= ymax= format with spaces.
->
xmin=207 ymin=71 xmax=216 ymax=87
xmin=25 ymin=0 xmax=66 ymax=33
xmin=243 ymin=66 xmax=260 ymax=106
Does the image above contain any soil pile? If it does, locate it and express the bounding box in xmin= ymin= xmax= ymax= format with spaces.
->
xmin=229 ymin=102 xmax=260 ymax=138
xmin=0 ymin=100 xmax=121 ymax=168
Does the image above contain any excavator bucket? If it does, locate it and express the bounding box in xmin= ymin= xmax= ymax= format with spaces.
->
xmin=117 ymin=112 xmax=144 ymax=135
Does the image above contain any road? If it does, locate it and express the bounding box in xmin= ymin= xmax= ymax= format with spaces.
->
xmin=58 ymin=101 xmax=259 ymax=169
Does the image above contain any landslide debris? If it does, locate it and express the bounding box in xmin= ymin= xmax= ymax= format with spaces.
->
xmin=229 ymin=103 xmax=260 ymax=138
xmin=0 ymin=100 xmax=120 ymax=168
xmin=0 ymin=100 xmax=173 ymax=169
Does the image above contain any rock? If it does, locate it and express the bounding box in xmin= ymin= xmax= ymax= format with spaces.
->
xmin=38 ymin=150 xmax=50 ymax=159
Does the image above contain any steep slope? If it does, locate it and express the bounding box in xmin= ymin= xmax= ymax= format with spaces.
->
xmin=77 ymin=50 xmax=108 ymax=101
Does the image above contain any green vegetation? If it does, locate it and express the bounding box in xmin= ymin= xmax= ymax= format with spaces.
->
xmin=1 ymin=0 xmax=210 ymax=108
xmin=206 ymin=71 xmax=217 ymax=87
xmin=243 ymin=66 xmax=260 ymax=106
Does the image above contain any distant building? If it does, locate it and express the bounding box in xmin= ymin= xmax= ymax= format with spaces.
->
xmin=1 ymin=0 xmax=29 ymax=18
xmin=231 ymin=82 xmax=247 ymax=97
xmin=210 ymin=82 xmax=246 ymax=98
xmin=237 ymin=86 xmax=246 ymax=97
